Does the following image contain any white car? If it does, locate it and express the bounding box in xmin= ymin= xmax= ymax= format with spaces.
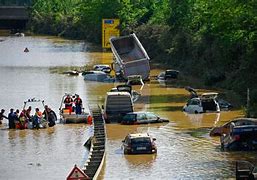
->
xmin=183 ymin=92 xmax=220 ymax=114
xmin=93 ymin=64 xmax=111 ymax=73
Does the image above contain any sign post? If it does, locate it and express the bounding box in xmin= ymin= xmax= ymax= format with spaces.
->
xmin=102 ymin=19 xmax=120 ymax=49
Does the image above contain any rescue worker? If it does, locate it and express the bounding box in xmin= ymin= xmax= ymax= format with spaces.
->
xmin=8 ymin=109 xmax=16 ymax=129
xmin=74 ymin=94 xmax=82 ymax=114
xmin=0 ymin=109 xmax=8 ymax=124
xmin=64 ymin=95 xmax=73 ymax=113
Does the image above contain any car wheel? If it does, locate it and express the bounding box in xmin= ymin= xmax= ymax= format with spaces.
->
xmin=194 ymin=110 xmax=198 ymax=114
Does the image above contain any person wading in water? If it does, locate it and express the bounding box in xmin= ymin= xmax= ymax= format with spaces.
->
xmin=0 ymin=109 xmax=8 ymax=124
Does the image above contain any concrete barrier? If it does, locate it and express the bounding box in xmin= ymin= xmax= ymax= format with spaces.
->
xmin=83 ymin=105 xmax=106 ymax=180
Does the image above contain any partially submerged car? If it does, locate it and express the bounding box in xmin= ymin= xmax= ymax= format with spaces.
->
xmin=122 ymin=133 xmax=157 ymax=154
xmin=126 ymin=75 xmax=144 ymax=85
xmin=82 ymin=71 xmax=115 ymax=82
xmin=210 ymin=118 xmax=257 ymax=137
xmin=220 ymin=124 xmax=257 ymax=151
xmin=183 ymin=92 xmax=220 ymax=114
xmin=93 ymin=64 xmax=111 ymax=73
xmin=110 ymin=84 xmax=141 ymax=103
xmin=157 ymin=69 xmax=179 ymax=80
xmin=217 ymin=98 xmax=233 ymax=110
xmin=121 ymin=112 xmax=169 ymax=125
xmin=102 ymin=91 xmax=134 ymax=123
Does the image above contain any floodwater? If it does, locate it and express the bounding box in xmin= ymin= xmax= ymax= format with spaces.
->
xmin=0 ymin=35 xmax=256 ymax=180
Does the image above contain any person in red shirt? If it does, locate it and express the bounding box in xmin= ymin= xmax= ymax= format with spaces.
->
xmin=74 ymin=95 xmax=82 ymax=114
xmin=64 ymin=95 xmax=73 ymax=113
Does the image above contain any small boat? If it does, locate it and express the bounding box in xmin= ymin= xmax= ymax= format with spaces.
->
xmin=59 ymin=93 xmax=90 ymax=123
xmin=16 ymin=98 xmax=48 ymax=129
xmin=220 ymin=124 xmax=257 ymax=151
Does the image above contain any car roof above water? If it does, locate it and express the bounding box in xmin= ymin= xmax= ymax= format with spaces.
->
xmin=128 ymin=133 xmax=150 ymax=139
xmin=106 ymin=91 xmax=131 ymax=96
xmin=201 ymin=92 xmax=218 ymax=99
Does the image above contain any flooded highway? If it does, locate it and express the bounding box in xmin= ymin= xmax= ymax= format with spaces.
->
xmin=0 ymin=35 xmax=256 ymax=180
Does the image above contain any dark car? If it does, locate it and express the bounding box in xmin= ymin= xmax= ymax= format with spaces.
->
xmin=121 ymin=112 xmax=169 ymax=125
xmin=217 ymin=98 xmax=233 ymax=110
xmin=122 ymin=133 xmax=157 ymax=154
xmin=158 ymin=69 xmax=179 ymax=80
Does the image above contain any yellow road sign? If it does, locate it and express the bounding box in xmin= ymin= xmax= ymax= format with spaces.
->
xmin=102 ymin=19 xmax=120 ymax=48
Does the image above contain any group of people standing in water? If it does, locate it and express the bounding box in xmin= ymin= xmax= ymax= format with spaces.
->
xmin=0 ymin=105 xmax=57 ymax=129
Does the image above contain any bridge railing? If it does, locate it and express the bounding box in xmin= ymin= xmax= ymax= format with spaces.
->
xmin=0 ymin=0 xmax=32 ymax=6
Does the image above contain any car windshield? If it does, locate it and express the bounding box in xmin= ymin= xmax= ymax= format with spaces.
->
xmin=123 ymin=114 xmax=136 ymax=121
xmin=131 ymin=137 xmax=151 ymax=144
xmin=188 ymin=99 xmax=200 ymax=105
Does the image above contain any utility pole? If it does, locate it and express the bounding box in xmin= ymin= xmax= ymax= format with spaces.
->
xmin=247 ymin=88 xmax=250 ymax=117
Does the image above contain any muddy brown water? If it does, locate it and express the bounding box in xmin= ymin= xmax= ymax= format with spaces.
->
xmin=0 ymin=35 xmax=256 ymax=180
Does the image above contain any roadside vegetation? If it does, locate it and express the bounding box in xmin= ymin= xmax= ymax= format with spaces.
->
xmin=28 ymin=0 xmax=257 ymax=117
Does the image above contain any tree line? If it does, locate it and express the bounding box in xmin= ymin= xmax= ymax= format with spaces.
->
xmin=28 ymin=0 xmax=257 ymax=117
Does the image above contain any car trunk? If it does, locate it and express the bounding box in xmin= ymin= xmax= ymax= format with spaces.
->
xmin=202 ymin=99 xmax=217 ymax=111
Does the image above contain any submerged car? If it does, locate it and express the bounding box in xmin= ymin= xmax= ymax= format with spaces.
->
xmin=183 ymin=92 xmax=220 ymax=114
xmin=121 ymin=112 xmax=169 ymax=125
xmin=82 ymin=71 xmax=115 ymax=82
xmin=210 ymin=118 xmax=257 ymax=137
xmin=110 ymin=84 xmax=141 ymax=103
xmin=122 ymin=133 xmax=157 ymax=154
xmin=157 ymin=69 xmax=179 ymax=80
xmin=103 ymin=91 xmax=133 ymax=123
xmin=126 ymin=75 xmax=144 ymax=85
xmin=220 ymin=125 xmax=257 ymax=151
xmin=217 ymin=98 xmax=233 ymax=110
xmin=93 ymin=64 xmax=111 ymax=73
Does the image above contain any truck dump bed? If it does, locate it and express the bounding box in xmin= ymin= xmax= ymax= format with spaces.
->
xmin=110 ymin=33 xmax=150 ymax=80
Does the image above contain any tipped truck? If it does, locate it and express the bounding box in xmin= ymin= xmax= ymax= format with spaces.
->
xmin=109 ymin=33 xmax=150 ymax=80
